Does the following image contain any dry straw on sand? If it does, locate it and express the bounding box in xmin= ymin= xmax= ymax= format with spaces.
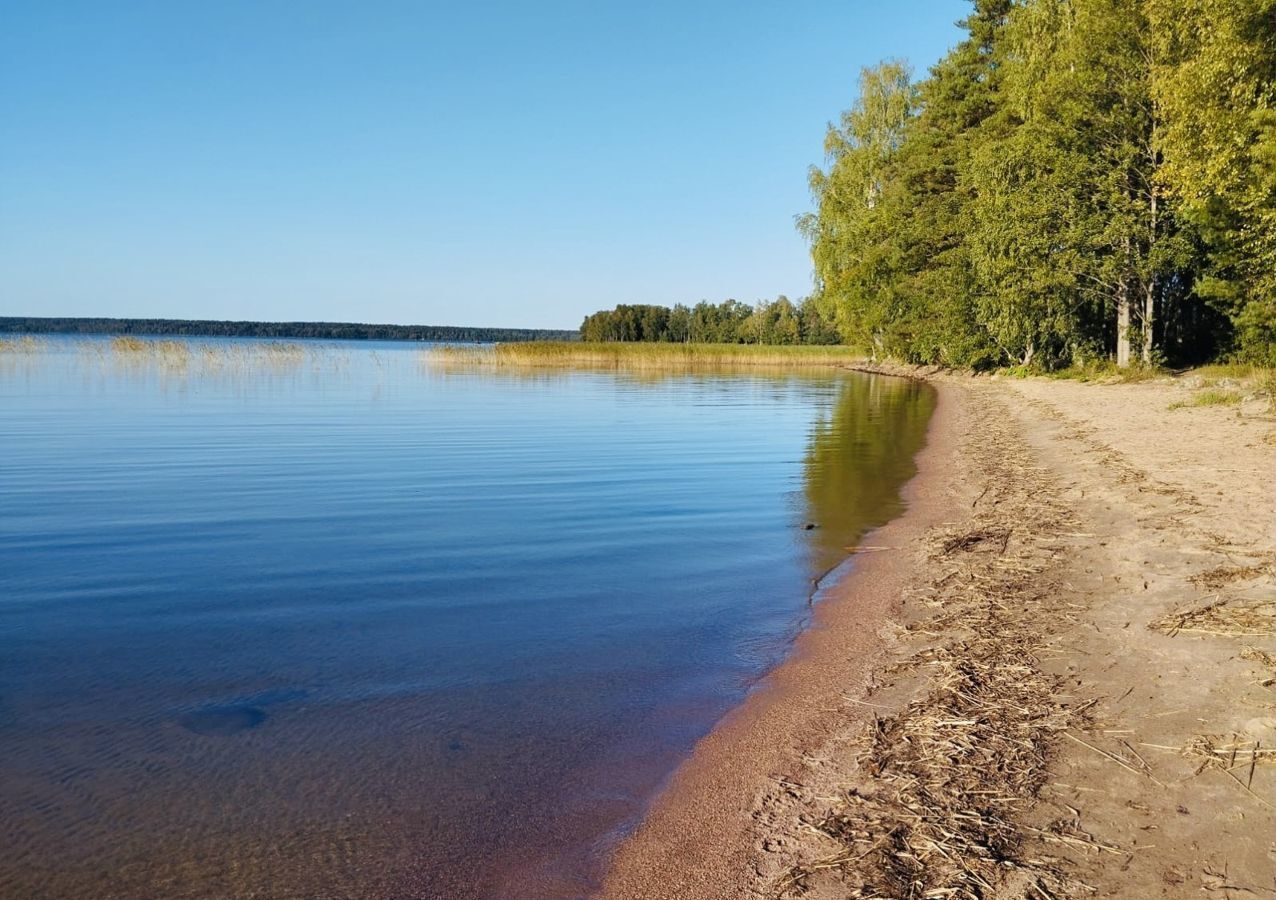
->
xmin=775 ymin=396 xmax=1100 ymax=899
xmin=1188 ymin=558 xmax=1275 ymax=590
xmin=1152 ymin=598 xmax=1276 ymax=638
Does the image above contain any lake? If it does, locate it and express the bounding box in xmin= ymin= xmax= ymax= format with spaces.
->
xmin=0 ymin=336 xmax=934 ymax=899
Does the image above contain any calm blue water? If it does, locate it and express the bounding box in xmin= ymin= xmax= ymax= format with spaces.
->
xmin=0 ymin=336 xmax=933 ymax=899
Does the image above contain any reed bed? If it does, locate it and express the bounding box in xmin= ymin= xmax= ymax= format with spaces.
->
xmin=427 ymin=341 xmax=867 ymax=370
xmin=0 ymin=335 xmax=47 ymax=353
xmin=110 ymin=336 xmax=193 ymax=364
xmin=107 ymin=336 xmax=308 ymax=367
xmin=776 ymin=388 xmax=1091 ymax=899
xmin=0 ymin=335 xmax=359 ymax=381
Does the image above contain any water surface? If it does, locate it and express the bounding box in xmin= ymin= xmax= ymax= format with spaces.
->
xmin=0 ymin=337 xmax=934 ymax=898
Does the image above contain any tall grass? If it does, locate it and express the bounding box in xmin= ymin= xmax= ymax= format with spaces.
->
xmin=106 ymin=336 xmax=308 ymax=369
xmin=1191 ymin=361 xmax=1273 ymax=381
xmin=111 ymin=336 xmax=192 ymax=364
xmin=427 ymin=341 xmax=868 ymax=370
xmin=0 ymin=335 xmax=47 ymax=354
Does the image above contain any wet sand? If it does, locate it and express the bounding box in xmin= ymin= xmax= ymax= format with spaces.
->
xmin=597 ymin=377 xmax=968 ymax=899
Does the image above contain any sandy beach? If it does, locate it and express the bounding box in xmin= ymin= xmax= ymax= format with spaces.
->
xmin=599 ymin=370 xmax=1276 ymax=899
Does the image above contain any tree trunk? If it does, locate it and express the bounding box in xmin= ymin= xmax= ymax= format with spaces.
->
xmin=1142 ymin=278 xmax=1155 ymax=365
xmin=1143 ymin=184 xmax=1159 ymax=365
xmin=1117 ymin=276 xmax=1132 ymax=368
xmin=1117 ymin=228 xmax=1133 ymax=368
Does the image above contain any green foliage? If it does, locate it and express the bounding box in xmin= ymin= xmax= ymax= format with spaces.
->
xmin=800 ymin=0 xmax=1276 ymax=370
xmin=579 ymin=297 xmax=838 ymax=346
xmin=1148 ymin=0 xmax=1276 ymax=363
xmin=580 ymin=304 xmax=674 ymax=342
xmin=799 ymin=61 xmax=918 ymax=357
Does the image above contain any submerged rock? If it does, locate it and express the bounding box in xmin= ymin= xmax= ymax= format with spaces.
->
xmin=179 ymin=705 xmax=267 ymax=736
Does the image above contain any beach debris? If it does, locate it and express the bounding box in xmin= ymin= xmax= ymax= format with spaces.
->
xmin=1200 ymin=863 xmax=1270 ymax=895
xmin=1189 ymin=557 xmax=1275 ymax=590
xmin=938 ymin=525 xmax=1013 ymax=556
xmin=1177 ymin=735 xmax=1276 ymax=776
xmin=774 ymin=391 xmax=1093 ymax=899
xmin=1240 ymin=647 xmax=1276 ymax=687
xmin=1151 ymin=599 xmax=1276 ymax=638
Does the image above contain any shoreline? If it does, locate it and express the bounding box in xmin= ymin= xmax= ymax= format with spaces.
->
xmin=596 ymin=374 xmax=968 ymax=899
xmin=596 ymin=368 xmax=1276 ymax=898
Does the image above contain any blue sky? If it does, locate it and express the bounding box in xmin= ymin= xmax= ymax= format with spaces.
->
xmin=1 ymin=1 xmax=967 ymax=329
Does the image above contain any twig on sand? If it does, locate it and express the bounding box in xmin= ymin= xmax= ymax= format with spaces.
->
xmin=1062 ymin=732 xmax=1164 ymax=786
xmin=1151 ymin=598 xmax=1276 ymax=638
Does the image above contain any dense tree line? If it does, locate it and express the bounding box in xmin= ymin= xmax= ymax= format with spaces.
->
xmin=0 ymin=317 xmax=578 ymax=343
xmin=800 ymin=0 xmax=1276 ymax=369
xmin=579 ymin=298 xmax=840 ymax=345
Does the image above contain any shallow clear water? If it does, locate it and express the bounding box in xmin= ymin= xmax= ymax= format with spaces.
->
xmin=0 ymin=337 xmax=934 ymax=899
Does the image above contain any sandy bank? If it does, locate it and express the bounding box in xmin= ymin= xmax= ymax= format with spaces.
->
xmin=597 ymin=370 xmax=1276 ymax=899
xmin=597 ymin=376 xmax=973 ymax=899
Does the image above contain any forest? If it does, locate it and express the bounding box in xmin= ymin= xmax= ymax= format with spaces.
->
xmin=801 ymin=0 xmax=1276 ymax=369
xmin=585 ymin=1 xmax=1274 ymax=369
xmin=579 ymin=298 xmax=839 ymax=344
xmin=0 ymin=317 xmax=578 ymax=343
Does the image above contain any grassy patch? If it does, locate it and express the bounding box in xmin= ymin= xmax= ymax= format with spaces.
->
xmin=427 ymin=341 xmax=868 ymax=370
xmin=1046 ymin=360 xmax=1167 ymax=383
xmin=1177 ymin=362 xmax=1276 ymax=412
xmin=1192 ymin=362 xmax=1270 ymax=381
xmin=1169 ymin=388 xmax=1243 ymax=409
xmin=1259 ymin=369 xmax=1276 ymax=412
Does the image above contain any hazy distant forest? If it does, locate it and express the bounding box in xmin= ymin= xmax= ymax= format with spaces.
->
xmin=0 ymin=318 xmax=575 ymax=344
xmin=586 ymin=0 xmax=1276 ymax=369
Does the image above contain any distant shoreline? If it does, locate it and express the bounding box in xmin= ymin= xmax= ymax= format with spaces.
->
xmin=0 ymin=316 xmax=578 ymax=344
